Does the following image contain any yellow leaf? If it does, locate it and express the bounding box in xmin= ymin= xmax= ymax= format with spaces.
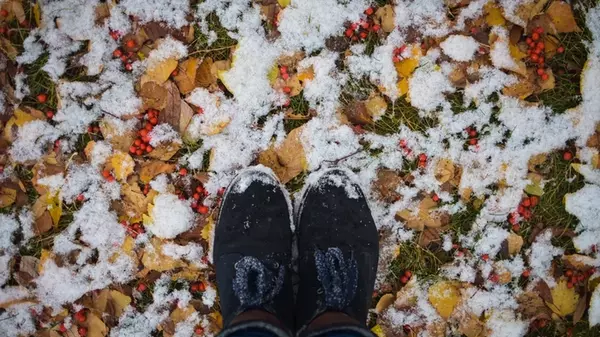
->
xmin=371 ymin=325 xmax=385 ymax=337
xmin=507 ymin=233 xmax=524 ymax=255
xmin=365 ymin=95 xmax=388 ymax=120
xmin=209 ymin=312 xmax=223 ymax=330
xmin=38 ymin=249 xmax=53 ymax=274
xmin=267 ymin=64 xmax=280 ymax=85
xmin=14 ymin=108 xmax=38 ymax=126
xmin=47 ymin=192 xmax=62 ymax=228
xmin=170 ymin=305 xmax=196 ymax=324
xmin=297 ymin=67 xmax=315 ymax=82
xmin=110 ymin=151 xmax=135 ymax=181
xmin=33 ymin=2 xmax=42 ymax=27
xmin=524 ymin=183 xmax=544 ymax=196
xmin=277 ymin=0 xmax=291 ymax=8
xmin=485 ymin=2 xmax=506 ymax=26
xmin=258 ymin=126 xmax=307 ymax=183
xmin=510 ymin=44 xmax=527 ymax=60
xmin=547 ymin=278 xmax=580 ymax=317
xmin=395 ymin=56 xmax=420 ymax=78
xmin=0 ymin=187 xmax=16 ymax=208
xmin=201 ymin=218 xmax=214 ymax=242
xmin=397 ymin=77 xmax=409 ymax=96
xmin=435 ymin=159 xmax=455 ymax=184
xmin=109 ymin=290 xmax=131 ymax=318
xmin=375 ymin=293 xmax=395 ymax=313
xmin=428 ymin=281 xmax=461 ymax=319
xmin=141 ymin=238 xmax=186 ymax=272
xmin=173 ymin=58 xmax=199 ymax=94
xmin=148 ymin=141 xmax=181 ymax=161
xmin=546 ymin=1 xmax=582 ymax=33
xmin=86 ymin=312 xmax=108 ymax=337
xmin=144 ymin=58 xmax=178 ymax=85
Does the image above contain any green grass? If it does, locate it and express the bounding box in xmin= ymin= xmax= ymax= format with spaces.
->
xmin=191 ymin=13 xmax=237 ymax=61
xmin=387 ymin=241 xmax=451 ymax=287
xmin=284 ymin=94 xmax=311 ymax=132
xmin=366 ymin=97 xmax=438 ymax=135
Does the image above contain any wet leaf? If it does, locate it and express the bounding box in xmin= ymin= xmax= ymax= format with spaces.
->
xmin=507 ymin=233 xmax=524 ymax=255
xmin=562 ymin=254 xmax=596 ymax=271
xmin=428 ymin=281 xmax=461 ymax=319
xmin=484 ymin=3 xmax=506 ymax=26
xmin=0 ymin=37 xmax=17 ymax=60
xmin=365 ymin=95 xmax=387 ymax=120
xmin=546 ymin=1 xmax=581 ymax=33
xmin=573 ymin=292 xmax=586 ymax=324
xmin=15 ymin=256 xmax=39 ymax=286
xmin=524 ymin=182 xmax=544 ymax=196
xmin=517 ymin=291 xmax=552 ymax=320
xmin=86 ymin=312 xmax=108 ymax=337
xmin=148 ymin=141 xmax=181 ymax=161
xmin=373 ymin=169 xmax=402 ymax=203
xmin=122 ymin=179 xmax=155 ymax=220
xmin=144 ymin=58 xmax=178 ymax=85
xmin=109 ymin=290 xmax=131 ymax=318
xmin=47 ymin=192 xmax=62 ymax=228
xmin=344 ymin=100 xmax=373 ymax=125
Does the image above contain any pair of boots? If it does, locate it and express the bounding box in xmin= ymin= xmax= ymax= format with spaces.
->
xmin=214 ymin=168 xmax=379 ymax=337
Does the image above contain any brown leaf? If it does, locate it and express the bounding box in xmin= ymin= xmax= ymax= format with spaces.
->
xmin=94 ymin=3 xmax=110 ymax=24
xmin=11 ymin=1 xmax=25 ymax=24
xmin=517 ymin=291 xmax=553 ymax=321
xmin=535 ymin=279 xmax=553 ymax=304
xmin=374 ymin=5 xmax=395 ymax=33
xmin=373 ymin=169 xmax=403 ymax=202
xmin=139 ymin=161 xmax=176 ymax=184
xmin=375 ymin=294 xmax=395 ymax=313
xmin=121 ymin=179 xmax=154 ymax=220
xmin=344 ymin=100 xmax=373 ymax=125
xmin=258 ymin=127 xmax=307 ymax=183
xmin=546 ymin=1 xmax=581 ymax=33
xmin=196 ymin=57 xmax=217 ymax=88
xmin=15 ymin=256 xmax=39 ymax=286
xmin=507 ymin=233 xmax=524 ymax=255
xmin=140 ymin=81 xmax=169 ymax=111
xmin=0 ymin=187 xmax=16 ymax=207
xmin=86 ymin=312 xmax=108 ymax=337
xmin=418 ymin=226 xmax=447 ymax=249
xmin=173 ymin=58 xmax=199 ymax=94
xmin=0 ymin=37 xmax=18 ymax=60
xmin=148 ymin=141 xmax=181 ymax=161
xmin=573 ymin=292 xmax=587 ymax=324
xmin=160 ymin=81 xmax=185 ymax=131
xmin=100 ymin=118 xmax=138 ymax=153
xmin=562 ymin=254 xmax=596 ymax=271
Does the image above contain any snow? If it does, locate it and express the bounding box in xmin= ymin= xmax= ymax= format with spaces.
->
xmin=527 ymin=230 xmax=564 ymax=287
xmin=591 ymin=286 xmax=600 ymax=327
xmin=440 ymin=35 xmax=480 ymax=62
xmin=148 ymin=123 xmax=182 ymax=147
xmin=119 ymin=0 xmax=190 ymax=29
xmin=147 ymin=193 xmax=196 ymax=239
xmin=9 ymin=120 xmax=62 ymax=163
xmin=565 ymin=184 xmax=600 ymax=253
xmin=37 ymin=173 xmax=65 ymax=193
xmin=408 ymin=62 xmax=455 ymax=112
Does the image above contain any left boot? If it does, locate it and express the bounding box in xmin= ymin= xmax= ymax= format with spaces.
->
xmin=214 ymin=167 xmax=294 ymax=336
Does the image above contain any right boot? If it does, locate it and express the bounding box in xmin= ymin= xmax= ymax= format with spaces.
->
xmin=295 ymin=168 xmax=379 ymax=337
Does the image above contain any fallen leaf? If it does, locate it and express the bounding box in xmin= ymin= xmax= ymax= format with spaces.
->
xmin=507 ymin=233 xmax=524 ymax=255
xmin=91 ymin=289 xmax=110 ymax=313
xmin=374 ymin=5 xmax=395 ymax=33
xmin=110 ymin=151 xmax=135 ymax=181
xmin=0 ymin=187 xmax=16 ymax=207
xmin=121 ymin=179 xmax=154 ymax=220
xmin=14 ymin=256 xmax=39 ymax=286
xmin=428 ymin=281 xmax=461 ymax=319
xmin=395 ymin=54 xmax=420 ymax=78
xmin=435 ymin=159 xmax=455 ymax=184
xmin=0 ymin=37 xmax=18 ymax=60
xmin=140 ymin=81 xmax=169 ymax=111
xmin=32 ymin=197 xmax=53 ymax=236
xmin=373 ymin=169 xmax=403 ymax=202
xmin=173 ymin=58 xmax=199 ymax=94
xmin=524 ymin=182 xmax=544 ymax=196
xmin=517 ymin=291 xmax=553 ymax=320
xmin=365 ymin=95 xmax=388 ymax=120
xmin=538 ymin=68 xmax=555 ymax=92
xmin=11 ymin=1 xmax=25 ymax=24
xmin=141 ymin=238 xmax=187 ymax=272
xmin=99 ymin=118 xmax=138 ymax=153
xmin=86 ymin=312 xmax=108 ymax=337
xmin=148 ymin=141 xmax=181 ymax=161
xmin=144 ymin=58 xmax=178 ymax=85
xmin=485 ymin=2 xmax=506 ymax=26
xmin=546 ymin=0 xmax=582 ymax=33
xmin=573 ymin=292 xmax=587 ymax=324
xmin=46 ymin=192 xmax=62 ymax=228
xmin=258 ymin=126 xmax=307 ymax=183
xmin=371 ymin=325 xmax=385 ymax=337
xmin=196 ymin=57 xmax=217 ymax=88
xmin=139 ymin=161 xmax=176 ymax=184
xmin=562 ymin=254 xmax=596 ymax=271
xmin=375 ymin=294 xmax=395 ymax=313
xmin=456 ymin=312 xmax=486 ymax=337
xmin=277 ymin=0 xmax=290 ymax=7
xmin=546 ymin=278 xmax=580 ymax=318
xmin=109 ymin=290 xmax=131 ymax=318
xmin=344 ymin=100 xmax=372 ymax=125
xmin=160 ymin=81 xmax=189 ymax=131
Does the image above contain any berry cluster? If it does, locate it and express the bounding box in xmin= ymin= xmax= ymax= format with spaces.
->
xmin=191 ymin=185 xmax=210 ymax=214
xmin=417 ymin=153 xmax=427 ymax=169
xmin=565 ymin=267 xmax=596 ymax=289
xmin=190 ymin=281 xmax=206 ymax=293
xmin=101 ymin=169 xmax=116 ymax=182
xmin=524 ymin=27 xmax=552 ymax=81
xmin=121 ymin=220 xmax=146 ymax=239
xmin=112 ymin=39 xmax=137 ymax=72
xmin=35 ymin=93 xmax=56 ymax=119
xmin=400 ymin=270 xmax=412 ymax=284
xmin=465 ymin=126 xmax=478 ymax=146
xmin=392 ymin=45 xmax=407 ymax=63
xmin=129 ymin=109 xmax=158 ymax=156
xmin=509 ymin=195 xmax=539 ymax=229
xmin=58 ymin=309 xmax=88 ymax=336
xmin=344 ymin=7 xmax=380 ymax=41
xmin=398 ymin=139 xmax=412 ymax=156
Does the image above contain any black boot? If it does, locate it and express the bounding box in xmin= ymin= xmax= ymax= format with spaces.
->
xmin=295 ymin=169 xmax=379 ymax=337
xmin=214 ymin=167 xmax=294 ymax=336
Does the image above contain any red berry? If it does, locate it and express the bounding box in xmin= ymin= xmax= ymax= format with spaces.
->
xmin=146 ymin=145 xmax=153 ymax=153
xmin=139 ymin=143 xmax=146 ymax=151
xmin=113 ymin=49 xmax=122 ymax=58
xmin=0 ymin=26 xmax=6 ymax=35
xmin=193 ymin=193 xmax=200 ymax=200
xmin=432 ymin=194 xmax=440 ymax=202
xmin=481 ymin=254 xmax=489 ymax=261
xmin=282 ymin=72 xmax=289 ymax=80
xmin=0 ymin=9 xmax=8 ymax=17
xmin=531 ymin=54 xmax=539 ymax=62
xmin=197 ymin=107 xmax=204 ymax=114
xmin=345 ymin=28 xmax=354 ymax=38
xmin=400 ymin=276 xmax=409 ymax=284
xmin=567 ymin=282 xmax=574 ymax=288
xmin=145 ymin=123 xmax=153 ymax=131
xmin=365 ymin=7 xmax=374 ymax=15
xmin=150 ymin=117 xmax=158 ymax=125
xmin=537 ymin=68 xmax=545 ymax=76
xmin=37 ymin=93 xmax=48 ymax=103
xmin=171 ymin=69 xmax=179 ymax=77
xmin=372 ymin=24 xmax=380 ymax=32
xmin=418 ymin=153 xmax=427 ymax=162
xmin=76 ymin=194 xmax=85 ymax=202
xmin=102 ymin=170 xmax=111 ymax=178
xmin=537 ymin=56 xmax=545 ymax=65
xmin=563 ymin=151 xmax=573 ymax=161
xmin=136 ymin=149 xmax=143 ymax=156
xmin=74 ymin=310 xmax=86 ymax=323
xmin=110 ymin=30 xmax=119 ymax=40
xmin=58 ymin=323 xmax=67 ymax=333
xmin=529 ymin=196 xmax=539 ymax=207
xmin=525 ymin=37 xmax=533 ymax=44
xmin=125 ymin=63 xmax=133 ymax=71
xmin=522 ymin=269 xmax=530 ymax=278
xmin=125 ymin=39 xmax=136 ymax=48
xmin=120 ymin=55 xmax=128 ymax=63
xmin=359 ymin=31 xmax=368 ymax=39
xmin=557 ymin=46 xmax=565 ymax=54
xmin=78 ymin=327 xmax=88 ymax=336
xmin=535 ymin=27 xmax=544 ymax=34
xmin=179 ymin=168 xmax=188 ymax=176
xmin=541 ymin=73 xmax=549 ymax=81
xmin=197 ymin=205 xmax=209 ymax=214
xmin=490 ymin=274 xmax=499 ymax=283
xmin=404 ymin=270 xmax=412 ymax=278
xmin=512 ymin=223 xmax=520 ymax=232
xmin=280 ymin=66 xmax=288 ymax=74
xmin=566 ymin=270 xmax=574 ymax=277
xmin=46 ymin=110 xmax=54 ymax=119
xmin=468 ymin=129 xmax=477 ymax=137
xmin=532 ymin=32 xmax=540 ymax=41
xmin=468 ymin=138 xmax=478 ymax=145
xmin=137 ymin=283 xmax=147 ymax=292
xmin=536 ymin=42 xmax=545 ymax=49
xmin=129 ymin=146 xmax=137 ymax=154
xmin=196 ymin=186 xmax=204 ymax=193
xmin=522 ymin=198 xmax=531 ymax=207
xmin=195 ymin=327 xmax=204 ymax=335
xmin=217 ymin=187 xmax=226 ymax=196
xmin=283 ymin=86 xmax=291 ymax=94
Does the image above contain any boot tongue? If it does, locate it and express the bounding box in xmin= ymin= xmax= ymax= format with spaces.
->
xmin=233 ymin=256 xmax=285 ymax=308
xmin=314 ymin=247 xmax=358 ymax=310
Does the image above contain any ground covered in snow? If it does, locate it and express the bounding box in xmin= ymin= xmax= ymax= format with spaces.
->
xmin=1 ymin=0 xmax=600 ymax=336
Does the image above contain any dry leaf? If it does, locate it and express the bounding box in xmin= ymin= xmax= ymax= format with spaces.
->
xmin=538 ymin=68 xmax=555 ymax=92
xmin=395 ymin=54 xmax=420 ymax=78
xmin=140 ymin=81 xmax=169 ymax=111
xmin=139 ymin=161 xmax=176 ymax=184
xmin=507 ymin=233 xmax=524 ymax=255
xmin=484 ymin=2 xmax=506 ymax=26
xmin=144 ymin=58 xmax=178 ymax=85
xmin=428 ymin=281 xmax=460 ymax=319
xmin=258 ymin=126 xmax=307 ymax=183
xmin=160 ymin=81 xmax=187 ymax=131
xmin=121 ymin=179 xmax=155 ymax=220
xmin=99 ymin=118 xmax=138 ymax=153
xmin=456 ymin=312 xmax=486 ymax=337
xmin=365 ymin=95 xmax=387 ymax=120
xmin=373 ymin=169 xmax=402 ymax=203
xmin=435 ymin=159 xmax=455 ymax=184
xmin=196 ymin=57 xmax=217 ymax=87
xmin=86 ymin=312 xmax=108 ymax=337
xmin=546 ymin=1 xmax=582 ymax=33
xmin=562 ymin=254 xmax=596 ymax=271
xmin=418 ymin=226 xmax=447 ymax=249
xmin=15 ymin=256 xmax=39 ymax=286
xmin=344 ymin=100 xmax=373 ymax=125
xmin=141 ymin=238 xmax=187 ymax=272
xmin=0 ymin=37 xmax=18 ymax=60
xmin=173 ymin=58 xmax=199 ymax=94
xmin=573 ymin=293 xmax=587 ymax=324
xmin=374 ymin=5 xmax=395 ymax=33
xmin=148 ymin=141 xmax=181 ymax=161
xmin=46 ymin=192 xmax=62 ymax=228
xmin=375 ymin=294 xmax=395 ymax=313
xmin=110 ymin=151 xmax=135 ymax=181
xmin=546 ymin=278 xmax=580 ymax=318
xmin=517 ymin=291 xmax=553 ymax=320
xmin=109 ymin=290 xmax=131 ymax=318
xmin=0 ymin=187 xmax=16 ymax=207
